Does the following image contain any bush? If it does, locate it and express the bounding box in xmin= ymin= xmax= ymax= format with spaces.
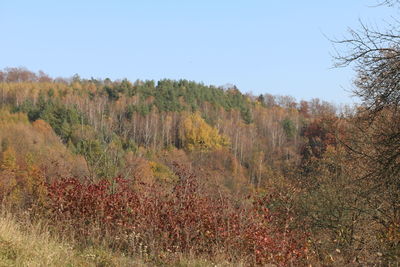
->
xmin=40 ymin=164 xmax=306 ymax=265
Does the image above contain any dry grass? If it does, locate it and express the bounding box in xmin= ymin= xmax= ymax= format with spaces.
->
xmin=0 ymin=212 xmax=241 ymax=267
xmin=0 ymin=212 xmax=144 ymax=267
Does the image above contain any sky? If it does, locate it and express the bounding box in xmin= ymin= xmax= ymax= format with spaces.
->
xmin=0 ymin=1 xmax=397 ymax=104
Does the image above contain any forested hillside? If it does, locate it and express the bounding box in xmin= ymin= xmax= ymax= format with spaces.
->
xmin=0 ymin=66 xmax=398 ymax=266
xmin=0 ymin=68 xmax=337 ymax=189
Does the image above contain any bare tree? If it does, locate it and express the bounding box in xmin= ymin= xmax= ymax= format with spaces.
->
xmin=332 ymin=1 xmax=400 ymax=262
xmin=333 ymin=1 xmax=400 ymax=115
xmin=379 ymin=0 xmax=400 ymax=6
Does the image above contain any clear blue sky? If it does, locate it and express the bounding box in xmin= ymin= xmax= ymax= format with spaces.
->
xmin=0 ymin=1 xmax=396 ymax=104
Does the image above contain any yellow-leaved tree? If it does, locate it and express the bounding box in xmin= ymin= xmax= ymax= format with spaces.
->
xmin=180 ymin=113 xmax=230 ymax=151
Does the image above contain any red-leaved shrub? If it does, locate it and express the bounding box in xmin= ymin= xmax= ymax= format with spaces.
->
xmin=42 ymin=164 xmax=306 ymax=265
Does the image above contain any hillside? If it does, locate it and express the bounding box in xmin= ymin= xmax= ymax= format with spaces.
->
xmin=0 ymin=67 xmax=336 ymax=187
xmin=0 ymin=67 xmax=398 ymax=265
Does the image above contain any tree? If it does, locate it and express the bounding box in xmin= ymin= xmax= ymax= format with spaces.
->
xmin=333 ymin=1 xmax=400 ymax=262
xmin=180 ymin=112 xmax=230 ymax=152
xmin=282 ymin=118 xmax=296 ymax=139
xmin=333 ymin=2 xmax=400 ymax=115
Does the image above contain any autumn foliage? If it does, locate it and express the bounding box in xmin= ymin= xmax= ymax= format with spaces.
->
xmin=41 ymin=165 xmax=306 ymax=265
xmin=180 ymin=112 xmax=230 ymax=151
xmin=2 ymin=67 xmax=398 ymax=264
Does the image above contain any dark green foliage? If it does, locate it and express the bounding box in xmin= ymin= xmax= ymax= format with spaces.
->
xmin=282 ymin=118 xmax=296 ymax=139
xmin=75 ymin=137 xmax=124 ymax=178
xmin=104 ymin=86 xmax=120 ymax=101
xmin=137 ymin=104 xmax=153 ymax=116
xmin=47 ymin=88 xmax=55 ymax=97
xmin=76 ymin=139 xmax=103 ymax=165
xmin=13 ymin=98 xmax=86 ymax=142
xmin=136 ymin=80 xmax=156 ymax=100
xmin=257 ymin=94 xmax=266 ymax=107
xmin=120 ymin=78 xmax=253 ymax=121
xmin=125 ymin=103 xmax=153 ymax=117
xmin=240 ymin=107 xmax=253 ymax=124
xmin=124 ymin=105 xmax=135 ymax=120
xmin=103 ymin=79 xmax=136 ymax=100
xmin=154 ymin=80 xmax=185 ymax=112
xmin=122 ymin=139 xmax=137 ymax=152
xmin=118 ymin=79 xmax=135 ymax=96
